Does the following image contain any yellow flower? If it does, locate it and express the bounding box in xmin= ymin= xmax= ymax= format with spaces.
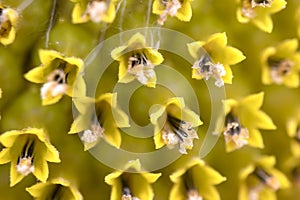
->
xmin=69 ymin=93 xmax=130 ymax=150
xmin=297 ymin=8 xmax=300 ymax=39
xmin=0 ymin=128 xmax=60 ymax=187
xmin=152 ymin=0 xmax=193 ymax=25
xmin=261 ymin=38 xmax=300 ymax=88
xmin=187 ymin=32 xmax=245 ymax=87
xmin=287 ymin=116 xmax=300 ymax=157
xmin=222 ymin=92 xmax=276 ymax=152
xmin=111 ymin=32 xmax=164 ymax=88
xmin=26 ymin=177 xmax=83 ymax=200
xmin=150 ymin=97 xmax=202 ymax=154
xmin=239 ymin=156 xmax=290 ymax=200
xmin=105 ymin=159 xmax=161 ymax=200
xmin=0 ymin=5 xmax=18 ymax=45
xmin=170 ymin=158 xmax=226 ymax=200
xmin=236 ymin=0 xmax=287 ymax=33
xmin=24 ymin=49 xmax=86 ymax=105
xmin=70 ymin=0 xmax=119 ymax=24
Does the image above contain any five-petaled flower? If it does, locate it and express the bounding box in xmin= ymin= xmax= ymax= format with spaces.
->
xmin=0 ymin=128 xmax=60 ymax=187
xmin=187 ymin=32 xmax=246 ymax=87
xmin=236 ymin=0 xmax=287 ymax=33
xmin=221 ymin=92 xmax=276 ymax=152
xmin=169 ymin=158 xmax=226 ymax=200
xmin=150 ymin=97 xmax=202 ymax=154
xmin=111 ymin=32 xmax=164 ymax=88
xmin=26 ymin=177 xmax=83 ymax=200
xmin=261 ymin=38 xmax=300 ymax=88
xmin=287 ymin=115 xmax=300 ymax=157
xmin=0 ymin=4 xmax=18 ymax=45
xmin=24 ymin=49 xmax=86 ymax=105
xmin=105 ymin=159 xmax=161 ymax=200
xmin=239 ymin=156 xmax=290 ymax=200
xmin=69 ymin=93 xmax=130 ymax=150
xmin=152 ymin=0 xmax=193 ymax=25
xmin=70 ymin=0 xmax=119 ymax=24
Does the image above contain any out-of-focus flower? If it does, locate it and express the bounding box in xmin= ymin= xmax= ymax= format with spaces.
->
xmin=111 ymin=32 xmax=164 ymax=88
xmin=69 ymin=93 xmax=130 ymax=150
xmin=297 ymin=8 xmax=300 ymax=39
xmin=221 ymin=92 xmax=276 ymax=152
xmin=105 ymin=159 xmax=161 ymax=200
xmin=152 ymin=0 xmax=193 ymax=25
xmin=26 ymin=177 xmax=83 ymax=200
xmin=187 ymin=32 xmax=245 ymax=87
xmin=287 ymin=116 xmax=300 ymax=157
xmin=70 ymin=0 xmax=119 ymax=24
xmin=169 ymin=158 xmax=226 ymax=200
xmin=0 ymin=5 xmax=18 ymax=45
xmin=0 ymin=128 xmax=60 ymax=187
xmin=150 ymin=97 xmax=202 ymax=154
xmin=236 ymin=0 xmax=287 ymax=33
xmin=24 ymin=49 xmax=86 ymax=105
xmin=261 ymin=38 xmax=300 ymax=88
xmin=239 ymin=156 xmax=290 ymax=200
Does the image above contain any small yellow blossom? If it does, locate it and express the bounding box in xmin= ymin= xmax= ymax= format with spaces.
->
xmin=0 ymin=5 xmax=18 ymax=45
xmin=239 ymin=156 xmax=290 ymax=200
xmin=222 ymin=92 xmax=276 ymax=152
xmin=111 ymin=32 xmax=164 ymax=88
xmin=105 ymin=159 xmax=161 ymax=200
xmin=170 ymin=158 xmax=226 ymax=200
xmin=0 ymin=128 xmax=60 ymax=187
xmin=70 ymin=0 xmax=119 ymax=24
xmin=69 ymin=93 xmax=130 ymax=150
xmin=24 ymin=49 xmax=86 ymax=105
xmin=261 ymin=38 xmax=300 ymax=88
xmin=287 ymin=116 xmax=300 ymax=157
xmin=187 ymin=32 xmax=245 ymax=87
xmin=152 ymin=0 xmax=193 ymax=25
xmin=26 ymin=177 xmax=83 ymax=200
xmin=236 ymin=0 xmax=287 ymax=33
xmin=150 ymin=97 xmax=202 ymax=154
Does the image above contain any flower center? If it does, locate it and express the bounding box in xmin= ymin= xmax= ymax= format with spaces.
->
xmin=158 ymin=0 xmax=182 ymax=25
xmin=127 ymin=53 xmax=155 ymax=85
xmin=0 ymin=8 xmax=12 ymax=38
xmin=251 ymin=0 xmax=273 ymax=8
xmin=122 ymin=186 xmax=140 ymax=200
xmin=81 ymin=116 xmax=104 ymax=144
xmin=83 ymin=0 xmax=108 ymax=23
xmin=223 ymin=114 xmax=249 ymax=148
xmin=41 ymin=66 xmax=69 ymax=99
xmin=268 ymin=57 xmax=294 ymax=84
xmin=187 ymin=189 xmax=203 ymax=200
xmin=17 ymin=139 xmax=35 ymax=176
xmin=295 ymin=126 xmax=300 ymax=143
xmin=162 ymin=115 xmax=198 ymax=154
xmin=49 ymin=184 xmax=66 ymax=199
xmin=254 ymin=168 xmax=280 ymax=190
xmin=192 ymin=54 xmax=226 ymax=87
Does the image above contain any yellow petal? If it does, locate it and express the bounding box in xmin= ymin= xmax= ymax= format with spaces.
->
xmin=187 ymin=42 xmax=202 ymax=60
xmin=154 ymin=131 xmax=165 ymax=149
xmin=268 ymin=0 xmax=287 ymax=13
xmin=240 ymin=92 xmax=264 ymax=110
xmin=169 ymin=179 xmax=186 ymax=200
xmin=221 ymin=46 xmax=246 ymax=65
xmin=32 ymin=143 xmax=49 ymax=182
xmin=142 ymin=172 xmax=161 ymax=183
xmin=44 ymin=142 xmax=61 ymax=163
xmin=102 ymin=0 xmax=117 ymax=23
xmin=111 ymin=46 xmax=128 ymax=61
xmin=248 ymin=128 xmax=264 ymax=148
xmin=252 ymin=14 xmax=273 ymax=33
xmin=0 ymin=148 xmax=11 ymax=164
xmin=222 ymin=64 xmax=233 ymax=84
xmin=71 ymin=3 xmax=89 ymax=24
xmin=103 ymin=122 xmax=121 ymax=149
xmin=39 ymin=49 xmax=63 ymax=65
xmin=176 ymin=1 xmax=192 ymax=22
xmin=128 ymin=174 xmax=155 ymax=200
xmin=152 ymin=0 xmax=164 ymax=15
xmin=236 ymin=8 xmax=250 ymax=24
xmin=10 ymin=160 xmax=25 ymax=187
xmin=42 ymin=93 xmax=64 ymax=106
xmin=105 ymin=171 xmax=123 ymax=185
xmin=0 ymin=130 xmax=21 ymax=147
xmin=199 ymin=185 xmax=221 ymax=200
xmin=205 ymin=32 xmax=227 ymax=51
xmin=128 ymin=32 xmax=146 ymax=47
xmin=256 ymin=155 xmax=276 ymax=168
xmin=144 ymin=48 xmax=164 ymax=65
xmin=276 ymin=38 xmax=298 ymax=57
xmin=269 ymin=169 xmax=290 ymax=188
xmin=286 ymin=118 xmax=298 ymax=137
xmin=24 ymin=66 xmax=46 ymax=83
xmin=118 ymin=59 xmax=135 ymax=83
xmin=26 ymin=181 xmax=50 ymax=197
xmin=69 ymin=115 xmax=91 ymax=134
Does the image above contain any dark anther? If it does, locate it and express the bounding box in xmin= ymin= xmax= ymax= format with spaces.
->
xmin=254 ymin=168 xmax=271 ymax=184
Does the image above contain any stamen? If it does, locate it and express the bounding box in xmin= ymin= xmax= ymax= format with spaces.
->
xmin=83 ymin=0 xmax=108 ymax=23
xmin=268 ymin=58 xmax=294 ymax=84
xmin=122 ymin=187 xmax=140 ymax=200
xmin=251 ymin=0 xmax=273 ymax=8
xmin=223 ymin=114 xmax=249 ymax=148
xmin=254 ymin=168 xmax=280 ymax=191
xmin=187 ymin=189 xmax=203 ymax=200
xmin=241 ymin=0 xmax=256 ymax=18
xmin=127 ymin=53 xmax=155 ymax=85
xmin=41 ymin=69 xmax=69 ymax=100
xmin=16 ymin=140 xmax=35 ymax=176
xmin=158 ymin=0 xmax=182 ymax=25
xmin=50 ymin=185 xmax=64 ymax=200
xmin=81 ymin=116 xmax=104 ymax=144
xmin=0 ymin=8 xmax=12 ymax=37
xmin=192 ymin=54 xmax=226 ymax=87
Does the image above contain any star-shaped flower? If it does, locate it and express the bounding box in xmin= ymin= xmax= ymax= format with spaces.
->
xmin=236 ymin=0 xmax=287 ymax=33
xmin=111 ymin=32 xmax=164 ymax=88
xmin=169 ymin=158 xmax=226 ymax=200
xmin=261 ymin=38 xmax=300 ymax=88
xmin=70 ymin=0 xmax=119 ymax=24
xmin=69 ymin=93 xmax=130 ymax=150
xmin=239 ymin=156 xmax=290 ymax=200
xmin=221 ymin=92 xmax=276 ymax=152
xmin=152 ymin=0 xmax=193 ymax=25
xmin=24 ymin=49 xmax=86 ymax=105
xmin=26 ymin=177 xmax=83 ymax=200
xmin=187 ymin=32 xmax=245 ymax=87
xmin=150 ymin=97 xmax=202 ymax=154
xmin=0 ymin=128 xmax=60 ymax=187
xmin=105 ymin=159 xmax=161 ymax=200
xmin=0 ymin=5 xmax=18 ymax=45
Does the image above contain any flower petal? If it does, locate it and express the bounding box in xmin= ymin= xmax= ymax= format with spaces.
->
xmin=176 ymin=0 xmax=192 ymax=22
xmin=0 ymin=148 xmax=11 ymax=164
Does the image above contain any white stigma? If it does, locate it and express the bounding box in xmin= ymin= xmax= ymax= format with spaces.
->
xmin=16 ymin=157 xmax=34 ymax=176
xmin=83 ymin=1 xmax=108 ymax=23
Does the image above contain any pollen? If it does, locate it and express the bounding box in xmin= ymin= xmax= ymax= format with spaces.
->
xmin=122 ymin=187 xmax=140 ymax=200
xmin=268 ymin=58 xmax=294 ymax=84
xmin=158 ymin=0 xmax=182 ymax=25
xmin=187 ymin=189 xmax=203 ymax=200
xmin=16 ymin=140 xmax=35 ymax=176
xmin=254 ymin=168 xmax=281 ymax=191
xmin=83 ymin=0 xmax=108 ymax=23
xmin=81 ymin=121 xmax=104 ymax=144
